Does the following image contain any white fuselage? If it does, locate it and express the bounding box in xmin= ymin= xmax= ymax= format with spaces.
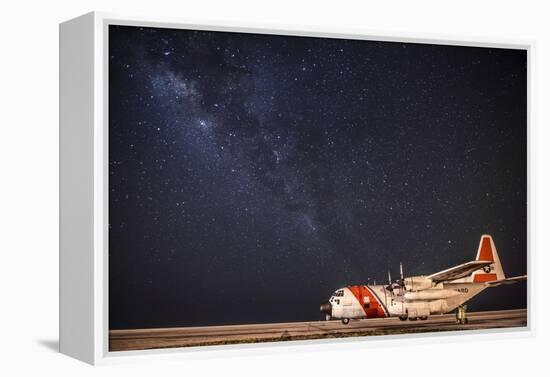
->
xmin=324 ymin=282 xmax=487 ymax=320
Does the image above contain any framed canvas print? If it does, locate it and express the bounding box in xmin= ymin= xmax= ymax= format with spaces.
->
xmin=60 ymin=12 xmax=531 ymax=365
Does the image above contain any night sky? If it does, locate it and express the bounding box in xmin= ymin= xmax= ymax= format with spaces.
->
xmin=108 ymin=25 xmax=527 ymax=330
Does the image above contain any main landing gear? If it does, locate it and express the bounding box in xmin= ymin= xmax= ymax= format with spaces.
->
xmin=456 ymin=304 xmax=468 ymax=324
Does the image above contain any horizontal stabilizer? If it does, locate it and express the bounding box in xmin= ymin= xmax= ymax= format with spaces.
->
xmin=485 ymin=275 xmax=527 ymax=287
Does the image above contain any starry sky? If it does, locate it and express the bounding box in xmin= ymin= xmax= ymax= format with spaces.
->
xmin=108 ymin=25 xmax=527 ymax=330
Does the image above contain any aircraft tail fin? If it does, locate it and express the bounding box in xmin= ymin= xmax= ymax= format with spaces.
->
xmin=470 ymin=235 xmax=505 ymax=283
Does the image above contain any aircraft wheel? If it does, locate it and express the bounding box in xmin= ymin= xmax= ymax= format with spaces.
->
xmin=341 ymin=318 xmax=350 ymax=325
xmin=420 ymin=316 xmax=428 ymax=320
xmin=408 ymin=317 xmax=418 ymax=321
xmin=399 ymin=315 xmax=408 ymax=321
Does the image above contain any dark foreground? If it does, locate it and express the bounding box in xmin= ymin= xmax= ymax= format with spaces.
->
xmin=109 ymin=309 xmax=527 ymax=352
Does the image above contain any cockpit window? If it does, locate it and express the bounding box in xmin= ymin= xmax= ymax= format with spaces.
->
xmin=333 ymin=290 xmax=344 ymax=297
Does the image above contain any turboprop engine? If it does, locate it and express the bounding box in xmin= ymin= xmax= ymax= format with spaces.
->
xmin=403 ymin=276 xmax=433 ymax=291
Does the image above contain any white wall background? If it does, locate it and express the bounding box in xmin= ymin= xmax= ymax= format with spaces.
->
xmin=0 ymin=0 xmax=548 ymax=374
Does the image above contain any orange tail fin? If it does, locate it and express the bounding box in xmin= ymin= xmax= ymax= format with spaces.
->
xmin=471 ymin=235 xmax=505 ymax=283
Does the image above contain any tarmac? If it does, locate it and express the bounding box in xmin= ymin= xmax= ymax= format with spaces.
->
xmin=109 ymin=308 xmax=527 ymax=351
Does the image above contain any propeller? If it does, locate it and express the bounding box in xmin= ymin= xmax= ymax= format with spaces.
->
xmin=400 ymin=262 xmax=405 ymax=287
xmin=386 ymin=270 xmax=394 ymax=293
xmin=399 ymin=262 xmax=406 ymax=315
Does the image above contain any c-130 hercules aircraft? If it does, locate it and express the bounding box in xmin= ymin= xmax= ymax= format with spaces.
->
xmin=320 ymin=235 xmax=527 ymax=324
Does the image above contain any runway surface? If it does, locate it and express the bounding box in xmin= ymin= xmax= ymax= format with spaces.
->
xmin=109 ymin=309 xmax=527 ymax=351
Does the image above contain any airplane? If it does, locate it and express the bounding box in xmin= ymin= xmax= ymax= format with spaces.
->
xmin=319 ymin=234 xmax=527 ymax=324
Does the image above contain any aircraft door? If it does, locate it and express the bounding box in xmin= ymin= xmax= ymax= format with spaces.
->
xmin=342 ymin=293 xmax=354 ymax=317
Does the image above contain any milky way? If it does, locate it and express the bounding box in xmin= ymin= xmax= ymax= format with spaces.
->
xmin=108 ymin=25 xmax=527 ymax=329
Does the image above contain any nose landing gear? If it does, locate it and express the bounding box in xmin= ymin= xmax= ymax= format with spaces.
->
xmin=341 ymin=318 xmax=350 ymax=325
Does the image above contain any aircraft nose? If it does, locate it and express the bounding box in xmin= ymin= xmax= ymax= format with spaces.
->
xmin=320 ymin=302 xmax=332 ymax=315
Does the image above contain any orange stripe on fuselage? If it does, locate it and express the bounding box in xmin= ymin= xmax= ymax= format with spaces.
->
xmin=473 ymin=273 xmax=497 ymax=282
xmin=478 ymin=237 xmax=494 ymax=262
xmin=347 ymin=285 xmax=386 ymax=318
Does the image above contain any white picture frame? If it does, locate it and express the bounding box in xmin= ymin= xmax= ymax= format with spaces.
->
xmin=59 ymin=11 xmax=534 ymax=365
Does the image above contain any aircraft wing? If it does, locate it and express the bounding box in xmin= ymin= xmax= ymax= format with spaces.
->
xmin=428 ymin=260 xmax=493 ymax=282
xmin=485 ymin=275 xmax=527 ymax=287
